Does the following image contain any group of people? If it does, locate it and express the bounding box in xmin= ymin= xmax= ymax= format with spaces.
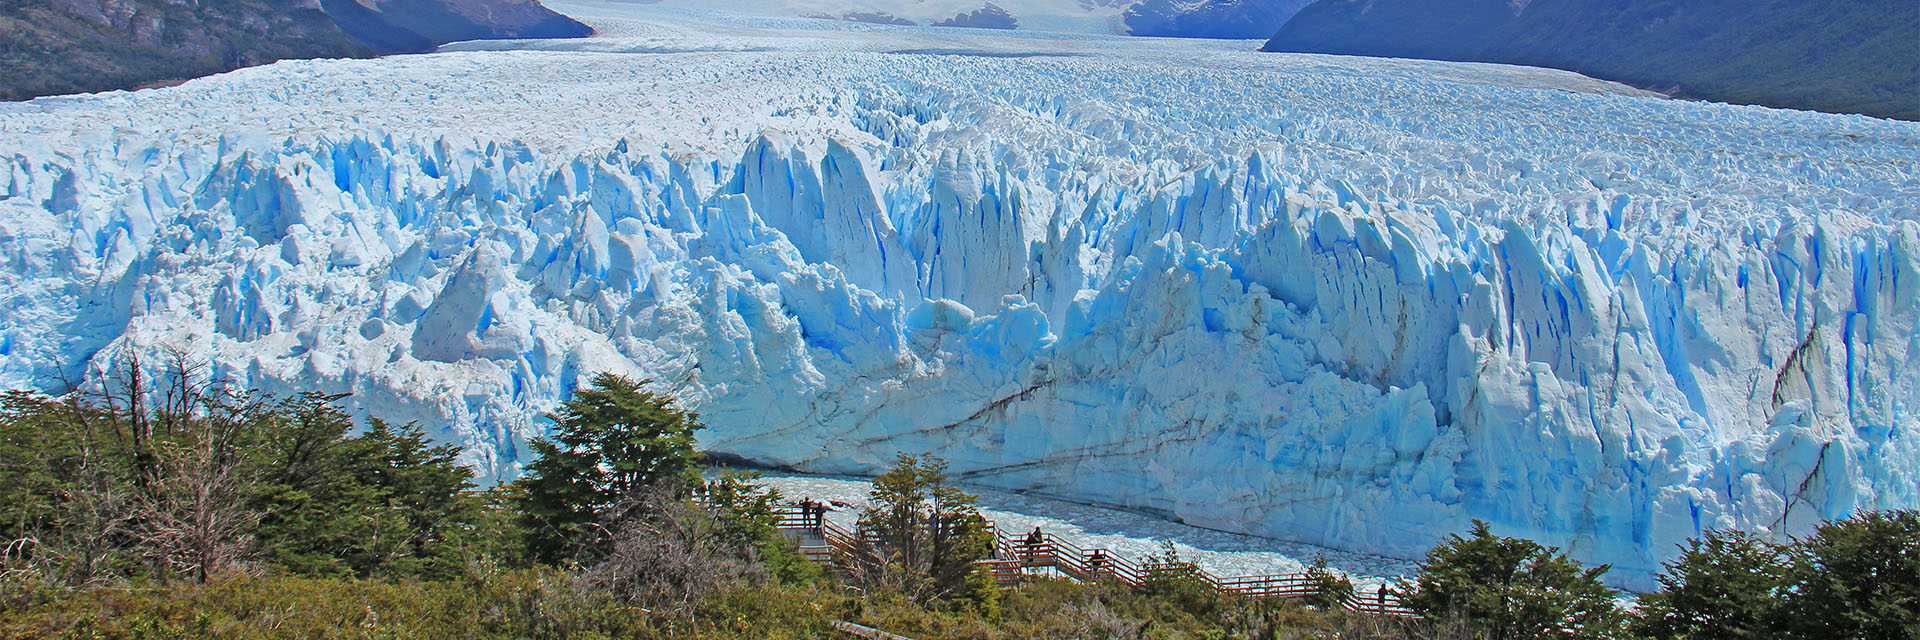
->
xmin=1018 ymin=526 xmax=1108 ymax=575
xmin=794 ymin=498 xmax=829 ymax=529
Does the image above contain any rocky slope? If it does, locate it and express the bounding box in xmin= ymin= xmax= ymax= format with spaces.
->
xmin=0 ymin=0 xmax=589 ymax=101
xmin=0 ymin=0 xmax=373 ymax=101
xmin=321 ymin=0 xmax=591 ymax=54
xmin=931 ymin=3 xmax=1019 ymax=29
xmin=1263 ymin=0 xmax=1920 ymax=120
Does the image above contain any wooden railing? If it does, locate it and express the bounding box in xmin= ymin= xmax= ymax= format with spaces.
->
xmin=771 ymin=503 xmax=1416 ymax=617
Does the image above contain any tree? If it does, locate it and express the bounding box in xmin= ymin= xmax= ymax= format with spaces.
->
xmin=1139 ymin=540 xmax=1226 ymax=618
xmin=1634 ymin=529 xmax=1793 ymax=639
xmin=250 ymin=393 xmax=492 ymax=580
xmin=3 ymin=353 xmax=499 ymax=586
xmin=514 ymin=373 xmax=703 ymax=564
xmin=701 ymin=470 xmax=823 ymax=586
xmin=1780 ymin=510 xmax=1920 ymax=640
xmin=124 ymin=395 xmax=262 ymax=583
xmin=852 ymin=454 xmax=996 ymax=608
xmin=1401 ymin=520 xmax=1625 ymax=639
xmin=0 ymin=392 xmax=138 ymax=586
xmin=100 ymin=353 xmax=267 ymax=584
xmin=576 ymin=479 xmax=763 ymax=610
xmin=1301 ymin=555 xmax=1356 ymax=611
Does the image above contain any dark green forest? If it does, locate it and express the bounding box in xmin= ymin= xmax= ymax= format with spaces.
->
xmin=1266 ymin=0 xmax=1920 ymax=120
xmin=0 ymin=0 xmax=373 ymax=101
xmin=0 ymin=0 xmax=589 ymax=102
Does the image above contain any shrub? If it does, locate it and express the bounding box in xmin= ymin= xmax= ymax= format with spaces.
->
xmin=0 ymin=356 xmax=493 ymax=586
xmin=1780 ymin=509 xmax=1920 ymax=640
xmin=575 ymin=479 xmax=764 ymax=610
xmin=0 ymin=570 xmax=655 ymax=640
xmin=852 ymin=454 xmax=996 ymax=607
xmin=1301 ymin=555 xmax=1356 ymax=611
xmin=1139 ymin=540 xmax=1227 ymax=618
xmin=514 ymin=373 xmax=703 ymax=564
xmin=1634 ymin=529 xmax=1793 ymax=639
xmin=1401 ymin=520 xmax=1625 ymax=639
xmin=252 ymin=397 xmax=496 ymax=580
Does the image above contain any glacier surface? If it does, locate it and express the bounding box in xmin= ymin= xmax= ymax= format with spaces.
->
xmin=1 ymin=1 xmax=1917 ymax=587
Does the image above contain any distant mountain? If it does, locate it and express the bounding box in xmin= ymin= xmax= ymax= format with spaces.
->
xmin=0 ymin=0 xmax=589 ymax=101
xmin=1263 ymin=0 xmax=1920 ymax=120
xmin=933 ymin=3 xmax=1019 ymax=29
xmin=807 ymin=10 xmax=919 ymax=26
xmin=322 ymin=0 xmax=592 ymax=54
xmin=0 ymin=0 xmax=369 ymax=101
xmin=1123 ymin=0 xmax=1314 ymax=39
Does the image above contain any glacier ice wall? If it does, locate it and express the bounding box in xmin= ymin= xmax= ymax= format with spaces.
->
xmin=2 ymin=5 xmax=1918 ymax=587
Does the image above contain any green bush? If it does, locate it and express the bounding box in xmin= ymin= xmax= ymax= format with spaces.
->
xmin=1139 ymin=540 xmax=1229 ymax=619
xmin=1301 ymin=555 xmax=1356 ymax=611
xmin=252 ymin=396 xmax=499 ymax=580
xmin=1401 ymin=520 xmax=1625 ymax=639
xmin=852 ymin=454 xmax=996 ymax=607
xmin=1779 ymin=510 xmax=1920 ymax=640
xmin=1634 ymin=529 xmax=1793 ymax=639
xmin=0 ymin=371 xmax=495 ymax=587
xmin=514 ymin=373 xmax=704 ymax=565
xmin=1633 ymin=510 xmax=1920 ymax=640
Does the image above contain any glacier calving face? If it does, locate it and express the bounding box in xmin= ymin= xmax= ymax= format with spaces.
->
xmin=2 ymin=1 xmax=1917 ymax=587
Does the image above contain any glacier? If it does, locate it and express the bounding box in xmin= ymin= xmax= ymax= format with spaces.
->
xmin=1 ymin=1 xmax=1916 ymax=588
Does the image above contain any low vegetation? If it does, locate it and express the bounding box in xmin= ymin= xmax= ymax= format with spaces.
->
xmin=2 ymin=360 xmax=1914 ymax=638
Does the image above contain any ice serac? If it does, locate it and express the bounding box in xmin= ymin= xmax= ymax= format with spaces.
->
xmin=0 ymin=6 xmax=1916 ymax=589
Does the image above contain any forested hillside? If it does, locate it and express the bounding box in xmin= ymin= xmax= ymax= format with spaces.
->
xmin=1264 ymin=0 xmax=1920 ymax=120
xmin=0 ymin=0 xmax=589 ymax=101
xmin=0 ymin=0 xmax=373 ymax=101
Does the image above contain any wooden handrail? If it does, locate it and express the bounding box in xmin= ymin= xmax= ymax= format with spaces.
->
xmin=770 ymin=501 xmax=1415 ymax=617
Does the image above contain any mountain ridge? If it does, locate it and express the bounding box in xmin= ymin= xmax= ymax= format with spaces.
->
xmin=1263 ymin=0 xmax=1920 ymax=120
xmin=0 ymin=0 xmax=590 ymax=101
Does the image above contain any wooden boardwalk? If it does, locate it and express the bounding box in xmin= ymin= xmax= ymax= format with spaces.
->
xmin=772 ymin=504 xmax=1416 ymax=617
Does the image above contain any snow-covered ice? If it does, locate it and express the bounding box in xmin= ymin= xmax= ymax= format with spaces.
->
xmin=1 ymin=1 xmax=1916 ymax=589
